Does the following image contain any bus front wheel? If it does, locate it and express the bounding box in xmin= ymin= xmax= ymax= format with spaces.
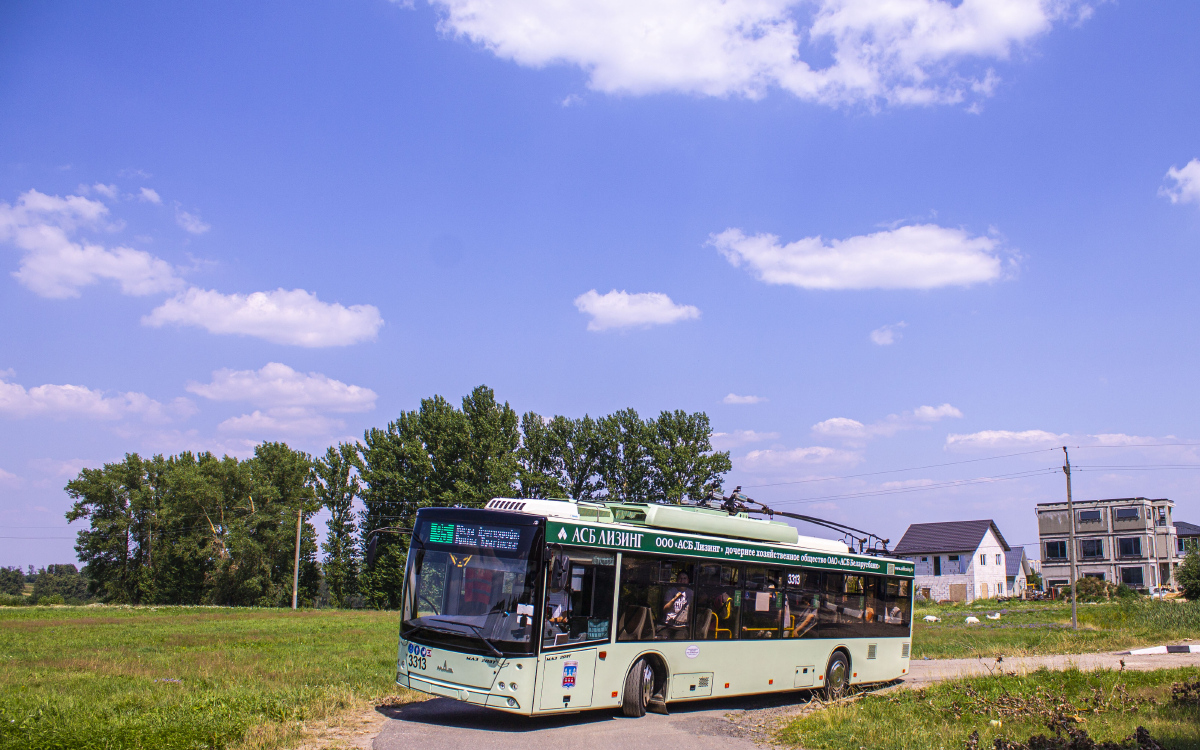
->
xmin=823 ymin=651 xmax=849 ymax=701
xmin=621 ymin=658 xmax=655 ymax=717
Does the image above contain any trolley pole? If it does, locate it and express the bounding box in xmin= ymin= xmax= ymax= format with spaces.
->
xmin=292 ymin=505 xmax=302 ymax=610
xmin=1063 ymin=447 xmax=1077 ymax=630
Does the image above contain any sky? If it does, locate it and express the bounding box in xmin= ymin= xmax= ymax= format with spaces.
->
xmin=2 ymin=0 xmax=1200 ymax=569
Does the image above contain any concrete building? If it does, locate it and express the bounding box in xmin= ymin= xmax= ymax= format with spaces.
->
xmin=894 ymin=519 xmax=1011 ymax=602
xmin=1036 ymin=497 xmax=1177 ymax=591
xmin=1177 ymin=521 xmax=1200 ymax=557
xmin=1006 ymin=548 xmax=1032 ymax=597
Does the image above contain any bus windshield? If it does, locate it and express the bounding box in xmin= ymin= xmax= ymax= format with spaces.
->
xmin=401 ymin=512 xmax=543 ymax=657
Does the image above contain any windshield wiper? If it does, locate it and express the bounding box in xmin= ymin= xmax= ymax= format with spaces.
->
xmin=425 ymin=617 xmax=504 ymax=658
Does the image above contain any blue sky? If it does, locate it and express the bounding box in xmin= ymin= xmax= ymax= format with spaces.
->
xmin=3 ymin=0 xmax=1200 ymax=568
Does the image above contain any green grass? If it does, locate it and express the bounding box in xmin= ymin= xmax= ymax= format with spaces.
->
xmin=911 ymin=598 xmax=1200 ymax=659
xmin=0 ymin=606 xmax=418 ymax=750
xmin=778 ymin=667 xmax=1200 ymax=750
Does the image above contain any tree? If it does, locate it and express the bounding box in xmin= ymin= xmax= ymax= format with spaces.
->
xmin=647 ymin=410 xmax=731 ymax=503
xmin=0 ymin=566 xmax=24 ymax=596
xmin=1179 ymin=549 xmax=1200 ymax=601
xmin=32 ymin=564 xmax=89 ymax=604
xmin=316 ymin=443 xmax=360 ymax=607
xmin=595 ymin=409 xmax=655 ymax=502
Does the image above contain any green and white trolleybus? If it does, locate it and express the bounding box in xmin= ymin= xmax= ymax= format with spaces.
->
xmin=395 ymin=497 xmax=914 ymax=717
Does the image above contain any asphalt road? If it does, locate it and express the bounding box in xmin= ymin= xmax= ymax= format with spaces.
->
xmin=370 ymin=651 xmax=1200 ymax=750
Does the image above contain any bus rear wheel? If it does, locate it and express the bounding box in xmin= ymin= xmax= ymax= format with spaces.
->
xmin=621 ymin=658 xmax=655 ymax=717
xmin=824 ymin=651 xmax=849 ymax=701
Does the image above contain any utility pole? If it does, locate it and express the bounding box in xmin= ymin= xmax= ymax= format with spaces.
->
xmin=292 ymin=505 xmax=303 ymax=610
xmin=1063 ymin=447 xmax=1077 ymax=630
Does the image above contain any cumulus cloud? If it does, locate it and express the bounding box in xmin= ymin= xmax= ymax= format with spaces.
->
xmin=710 ymin=429 xmax=780 ymax=450
xmin=945 ymin=429 xmax=1067 ymax=449
xmin=574 ymin=289 xmax=700 ymax=331
xmin=187 ymin=362 xmax=377 ymax=412
xmin=0 ymin=189 xmax=184 ymax=298
xmin=90 ymin=183 xmax=119 ymax=200
xmin=1160 ymin=159 xmax=1200 ymax=206
xmin=870 ymin=321 xmax=906 ymax=345
xmin=138 ymin=187 xmax=162 ymax=204
xmin=724 ymin=393 xmax=766 ymax=405
xmin=189 ymin=363 xmax=376 ymax=438
xmin=740 ymin=445 xmax=861 ymax=469
xmin=175 ymin=205 xmax=210 ymax=234
xmin=712 ymin=225 xmax=1008 ymax=290
xmin=0 ymin=372 xmax=194 ymax=423
xmin=426 ymin=0 xmax=1089 ymax=107
xmin=0 ymin=467 xmax=18 ymax=483
xmin=814 ymin=403 xmax=962 ymax=440
xmin=144 ymin=288 xmax=385 ymax=347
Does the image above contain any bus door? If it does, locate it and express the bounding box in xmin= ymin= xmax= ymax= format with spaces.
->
xmin=538 ymin=548 xmax=616 ymax=710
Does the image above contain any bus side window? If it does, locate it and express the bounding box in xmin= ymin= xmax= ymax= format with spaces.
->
xmin=882 ymin=577 xmax=911 ymax=634
xmin=783 ymin=569 xmax=821 ymax=638
xmin=542 ymin=548 xmax=616 ymax=648
xmin=694 ymin=563 xmax=740 ymax=640
xmin=821 ymin=573 xmax=864 ymax=638
xmin=616 ymin=555 xmax=663 ymax=642
xmin=741 ymin=567 xmax=785 ymax=638
xmin=861 ymin=575 xmax=884 ymax=638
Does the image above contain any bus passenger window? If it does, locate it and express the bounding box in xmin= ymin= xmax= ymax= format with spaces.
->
xmin=541 ymin=549 xmax=615 ymax=649
xmin=782 ymin=569 xmax=821 ymax=638
xmin=882 ymin=577 xmax=911 ymax=635
xmin=616 ymin=556 xmax=693 ymax=641
xmin=741 ymin=567 xmax=785 ymax=638
xmin=861 ymin=575 xmax=884 ymax=637
xmin=821 ymin=573 xmax=866 ymax=637
xmin=694 ymin=563 xmax=740 ymax=640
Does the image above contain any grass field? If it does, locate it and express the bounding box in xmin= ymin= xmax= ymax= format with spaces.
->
xmin=778 ymin=667 xmax=1200 ymax=750
xmin=0 ymin=606 xmax=417 ymax=750
xmin=911 ymin=598 xmax=1200 ymax=659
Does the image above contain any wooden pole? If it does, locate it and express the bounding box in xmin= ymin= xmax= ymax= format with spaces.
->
xmin=292 ymin=505 xmax=302 ymax=610
xmin=1063 ymin=447 xmax=1077 ymax=630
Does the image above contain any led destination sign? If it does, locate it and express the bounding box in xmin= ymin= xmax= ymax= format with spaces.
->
xmin=548 ymin=520 xmax=914 ymax=578
xmin=427 ymin=522 xmax=522 ymax=551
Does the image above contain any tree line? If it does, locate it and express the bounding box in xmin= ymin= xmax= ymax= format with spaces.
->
xmin=51 ymin=385 xmax=731 ymax=608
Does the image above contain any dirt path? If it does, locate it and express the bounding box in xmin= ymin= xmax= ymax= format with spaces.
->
xmin=313 ymin=651 xmax=1200 ymax=750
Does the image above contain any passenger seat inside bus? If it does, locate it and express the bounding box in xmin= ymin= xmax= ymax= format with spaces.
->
xmin=617 ymin=606 xmax=653 ymax=640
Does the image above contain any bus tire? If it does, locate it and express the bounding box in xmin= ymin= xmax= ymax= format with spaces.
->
xmin=823 ymin=651 xmax=849 ymax=702
xmin=621 ymin=658 xmax=654 ymax=718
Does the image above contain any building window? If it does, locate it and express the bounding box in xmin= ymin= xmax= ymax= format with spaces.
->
xmin=920 ymin=557 xmax=928 ymax=562
xmin=1156 ymin=508 xmax=1168 ymax=527
xmin=1083 ymin=572 xmax=1105 ymax=580
xmin=980 ymin=554 xmax=987 ymax=566
xmin=1080 ymin=539 xmax=1104 ymax=559
xmin=933 ymin=556 xmax=941 ymax=576
xmin=995 ymin=554 xmax=1002 ymax=565
xmin=1120 ymin=567 xmax=1144 ymax=586
xmin=1078 ymin=510 xmax=1101 ymax=523
xmin=1115 ymin=508 xmax=1139 ymax=521
xmin=1045 ymin=541 xmax=1067 ymax=560
xmin=947 ymin=555 xmax=960 ymax=574
xmin=1118 ymin=538 xmax=1142 ymax=558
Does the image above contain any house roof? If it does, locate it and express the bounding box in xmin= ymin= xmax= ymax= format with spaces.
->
xmin=1176 ymin=521 xmax=1200 ymax=537
xmin=893 ymin=519 xmax=1011 ymax=556
xmin=1005 ymin=548 xmax=1027 ymax=577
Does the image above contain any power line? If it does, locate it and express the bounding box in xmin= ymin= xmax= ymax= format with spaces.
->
xmin=764 ymin=467 xmax=1061 ymax=507
xmin=741 ymin=447 xmax=1060 ymax=489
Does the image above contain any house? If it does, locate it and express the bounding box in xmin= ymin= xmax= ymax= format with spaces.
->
xmin=1005 ymin=547 xmax=1032 ymax=597
xmin=1036 ymin=497 xmax=1177 ymax=591
xmin=1177 ymin=521 xmax=1200 ymax=557
xmin=894 ymin=520 xmax=1011 ymax=603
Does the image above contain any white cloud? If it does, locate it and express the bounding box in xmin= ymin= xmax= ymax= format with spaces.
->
xmin=0 ymin=467 xmax=17 ymax=483
xmin=574 ymin=289 xmax=700 ymax=331
xmin=138 ymin=188 xmax=162 ymax=204
xmin=143 ymin=288 xmax=384 ymax=347
xmin=187 ymin=362 xmax=377 ymax=412
xmin=870 ymin=321 xmax=906 ymax=345
xmin=712 ymin=225 xmax=1008 ymax=290
xmin=427 ymin=0 xmax=1088 ymax=107
xmin=0 ymin=189 xmax=184 ymax=298
xmin=1160 ymin=159 xmax=1200 ymax=206
xmin=711 ymin=429 xmax=780 ymax=450
xmin=945 ymin=429 xmax=1067 ymax=449
xmin=175 ymin=205 xmax=210 ymax=234
xmin=217 ymin=408 xmax=346 ymax=436
xmin=91 ymin=183 xmax=119 ymax=200
xmin=741 ymin=445 xmax=861 ymax=469
xmin=723 ymin=393 xmax=766 ymax=405
xmin=814 ymin=403 xmax=963 ymax=440
xmin=0 ymin=372 xmax=193 ymax=423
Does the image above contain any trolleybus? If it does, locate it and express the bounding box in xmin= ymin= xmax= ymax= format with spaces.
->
xmin=394 ymin=497 xmax=914 ymax=717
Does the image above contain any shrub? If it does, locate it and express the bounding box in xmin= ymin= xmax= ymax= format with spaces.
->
xmin=1178 ymin=550 xmax=1200 ymax=601
xmin=31 ymin=564 xmax=90 ymax=604
xmin=0 ymin=566 xmax=24 ymax=595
